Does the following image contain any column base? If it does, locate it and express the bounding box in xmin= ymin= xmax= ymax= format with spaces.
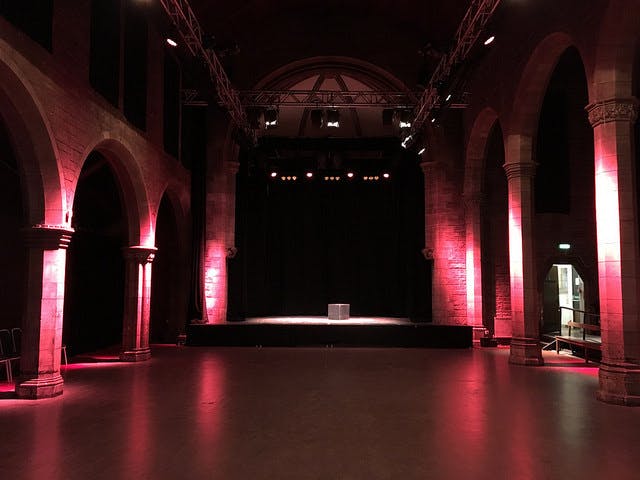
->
xmin=597 ymin=361 xmax=640 ymax=406
xmin=509 ymin=337 xmax=544 ymax=366
xmin=120 ymin=348 xmax=151 ymax=362
xmin=15 ymin=373 xmax=64 ymax=399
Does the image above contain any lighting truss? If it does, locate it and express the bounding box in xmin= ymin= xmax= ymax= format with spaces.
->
xmin=158 ymin=0 xmax=255 ymax=142
xmin=239 ymin=90 xmax=419 ymax=108
xmin=411 ymin=0 xmax=501 ymax=135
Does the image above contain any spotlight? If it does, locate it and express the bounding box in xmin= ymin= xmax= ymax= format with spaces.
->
xmin=397 ymin=110 xmax=412 ymax=129
xmin=264 ymin=108 xmax=278 ymax=128
xmin=326 ymin=109 xmax=340 ymax=128
xmin=374 ymin=176 xmax=379 ymax=181
xmin=431 ymin=118 xmax=436 ymax=123
xmin=484 ymin=35 xmax=495 ymax=46
xmin=558 ymin=243 xmax=571 ymax=250
xmin=383 ymin=173 xmax=390 ymax=179
xmin=292 ymin=176 xmax=297 ymax=180
xmin=310 ymin=109 xmax=324 ymax=128
xmin=166 ymin=38 xmax=178 ymax=47
xmin=270 ymin=172 xmax=277 ymax=178
xmin=401 ymin=134 xmax=413 ymax=149
xmin=418 ymin=147 xmax=426 ymax=155
xmin=445 ymin=94 xmax=452 ymax=102
xmin=347 ymin=172 xmax=354 ymax=178
xmin=306 ymin=172 xmax=313 ymax=178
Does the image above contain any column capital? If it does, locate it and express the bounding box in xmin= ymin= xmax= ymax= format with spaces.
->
xmin=23 ymin=224 xmax=74 ymax=250
xmin=503 ymin=161 xmax=537 ymax=181
xmin=586 ymin=97 xmax=639 ymax=128
xmin=123 ymin=245 xmax=158 ymax=264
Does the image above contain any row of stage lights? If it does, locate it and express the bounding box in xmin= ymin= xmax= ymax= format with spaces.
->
xmin=270 ymin=172 xmax=391 ymax=182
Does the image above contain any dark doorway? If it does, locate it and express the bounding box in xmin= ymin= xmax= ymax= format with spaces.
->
xmin=0 ymin=116 xmax=25 ymax=331
xmin=150 ymin=193 xmax=183 ymax=342
xmin=63 ymin=152 xmax=127 ymax=355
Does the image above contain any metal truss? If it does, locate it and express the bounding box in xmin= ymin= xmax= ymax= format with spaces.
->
xmin=239 ymin=90 xmax=419 ymax=108
xmin=158 ymin=0 xmax=255 ymax=142
xmin=411 ymin=0 xmax=501 ymax=135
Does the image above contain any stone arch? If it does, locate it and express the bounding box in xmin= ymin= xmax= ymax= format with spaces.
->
xmin=464 ymin=107 xmax=500 ymax=197
xmin=0 ymin=43 xmax=66 ymax=226
xmin=75 ymin=136 xmax=152 ymax=247
xmin=508 ymin=32 xmax=586 ymax=138
xmin=592 ymin=0 xmax=640 ymax=101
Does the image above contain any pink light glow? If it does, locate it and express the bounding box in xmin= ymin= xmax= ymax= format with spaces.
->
xmin=204 ymin=244 xmax=227 ymax=323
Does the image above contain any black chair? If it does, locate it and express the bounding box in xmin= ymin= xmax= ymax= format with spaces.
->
xmin=11 ymin=327 xmax=21 ymax=354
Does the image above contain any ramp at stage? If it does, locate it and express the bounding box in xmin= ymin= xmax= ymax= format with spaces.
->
xmin=186 ymin=317 xmax=472 ymax=348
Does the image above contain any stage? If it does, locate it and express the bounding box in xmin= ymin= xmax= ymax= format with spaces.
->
xmin=186 ymin=317 xmax=472 ymax=348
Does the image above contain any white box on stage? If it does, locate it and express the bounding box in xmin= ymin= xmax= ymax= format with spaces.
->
xmin=328 ymin=303 xmax=350 ymax=320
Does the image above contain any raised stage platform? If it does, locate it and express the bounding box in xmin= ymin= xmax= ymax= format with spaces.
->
xmin=186 ymin=317 xmax=472 ymax=348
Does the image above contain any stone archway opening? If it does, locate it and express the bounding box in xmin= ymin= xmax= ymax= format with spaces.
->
xmin=63 ymin=152 xmax=127 ymax=356
xmin=0 ymin=115 xmax=26 ymax=336
xmin=480 ymin=121 xmax=510 ymax=338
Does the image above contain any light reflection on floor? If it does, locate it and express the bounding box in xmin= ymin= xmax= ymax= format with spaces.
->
xmin=0 ymin=345 xmax=638 ymax=480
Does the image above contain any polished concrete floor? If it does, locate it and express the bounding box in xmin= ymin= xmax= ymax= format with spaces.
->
xmin=1 ymin=346 xmax=639 ymax=480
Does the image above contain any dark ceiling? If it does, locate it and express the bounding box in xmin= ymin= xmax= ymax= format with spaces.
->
xmin=188 ymin=0 xmax=470 ymax=90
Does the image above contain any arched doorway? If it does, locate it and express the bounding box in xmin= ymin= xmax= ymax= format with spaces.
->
xmin=0 ymin=116 xmax=25 ymax=334
xmin=533 ymin=46 xmax=597 ymax=333
xmin=63 ymin=152 xmax=127 ymax=356
xmin=481 ymin=121 xmax=510 ymax=338
xmin=150 ymin=193 xmax=183 ymax=343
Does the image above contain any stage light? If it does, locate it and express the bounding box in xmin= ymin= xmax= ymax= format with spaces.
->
xmin=398 ymin=110 xmax=412 ymax=129
xmin=374 ymin=176 xmax=379 ymax=180
xmin=310 ymin=109 xmax=324 ymax=128
xmin=270 ymin=172 xmax=277 ymax=178
xmin=166 ymin=38 xmax=178 ymax=47
xmin=264 ymin=108 xmax=278 ymax=128
xmin=306 ymin=172 xmax=313 ymax=178
xmin=431 ymin=118 xmax=436 ymax=123
xmin=484 ymin=35 xmax=495 ymax=46
xmin=558 ymin=243 xmax=571 ymax=250
xmin=326 ymin=109 xmax=340 ymax=128
xmin=445 ymin=94 xmax=452 ymax=102
xmin=418 ymin=147 xmax=426 ymax=155
xmin=281 ymin=176 xmax=286 ymax=181
xmin=292 ymin=176 xmax=297 ymax=180
xmin=383 ymin=173 xmax=390 ymax=179
xmin=401 ymin=134 xmax=413 ymax=149
xmin=287 ymin=176 xmax=291 ymax=180
xmin=347 ymin=172 xmax=354 ymax=178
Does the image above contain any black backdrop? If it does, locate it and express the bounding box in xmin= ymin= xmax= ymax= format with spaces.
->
xmin=228 ymin=144 xmax=431 ymax=320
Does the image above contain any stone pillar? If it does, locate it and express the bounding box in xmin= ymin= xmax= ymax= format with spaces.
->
xmin=504 ymin=137 xmax=543 ymax=365
xmin=204 ymin=159 xmax=239 ymax=324
xmin=586 ymin=98 xmax=640 ymax=405
xmin=421 ymin=160 xmax=467 ymax=325
xmin=120 ymin=246 xmax=157 ymax=362
xmin=16 ymin=225 xmax=73 ymax=399
xmin=464 ymin=192 xmax=486 ymax=342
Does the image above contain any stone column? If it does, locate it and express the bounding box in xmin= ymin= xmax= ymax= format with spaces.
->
xmin=464 ymin=192 xmax=486 ymax=342
xmin=504 ymin=137 xmax=543 ymax=365
xmin=16 ymin=225 xmax=73 ymax=399
xmin=120 ymin=246 xmax=157 ymax=362
xmin=421 ymin=160 xmax=467 ymax=325
xmin=204 ymin=160 xmax=239 ymax=324
xmin=586 ymin=98 xmax=640 ymax=405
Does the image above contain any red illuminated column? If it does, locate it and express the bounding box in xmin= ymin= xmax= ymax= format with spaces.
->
xmin=504 ymin=140 xmax=543 ymax=365
xmin=16 ymin=225 xmax=73 ymax=399
xmin=204 ymin=160 xmax=239 ymax=324
xmin=120 ymin=246 xmax=157 ymax=362
xmin=587 ymin=98 xmax=640 ymax=405
xmin=464 ymin=192 xmax=485 ymax=341
xmin=421 ymin=160 xmax=467 ymax=325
